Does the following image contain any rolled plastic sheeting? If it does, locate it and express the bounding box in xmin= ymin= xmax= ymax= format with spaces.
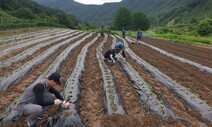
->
xmin=41 ymin=114 xmax=84 ymax=127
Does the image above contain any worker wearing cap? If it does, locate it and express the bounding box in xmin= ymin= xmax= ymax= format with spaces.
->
xmin=15 ymin=72 xmax=70 ymax=127
xmin=114 ymin=41 xmax=126 ymax=59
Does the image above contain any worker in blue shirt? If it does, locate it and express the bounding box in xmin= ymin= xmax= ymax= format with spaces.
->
xmin=121 ymin=28 xmax=126 ymax=38
xmin=114 ymin=41 xmax=126 ymax=59
xmin=137 ymin=28 xmax=142 ymax=41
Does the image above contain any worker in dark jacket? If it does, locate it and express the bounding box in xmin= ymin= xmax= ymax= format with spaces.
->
xmin=104 ymin=48 xmax=121 ymax=65
xmin=15 ymin=72 xmax=70 ymax=127
xmin=114 ymin=41 xmax=126 ymax=59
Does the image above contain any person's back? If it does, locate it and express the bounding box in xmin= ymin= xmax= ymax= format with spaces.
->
xmin=16 ymin=79 xmax=50 ymax=112
xmin=114 ymin=42 xmax=126 ymax=58
xmin=115 ymin=42 xmax=124 ymax=49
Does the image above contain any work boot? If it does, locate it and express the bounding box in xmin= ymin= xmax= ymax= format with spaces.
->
xmin=38 ymin=114 xmax=44 ymax=120
xmin=27 ymin=115 xmax=38 ymax=127
xmin=27 ymin=121 xmax=38 ymax=127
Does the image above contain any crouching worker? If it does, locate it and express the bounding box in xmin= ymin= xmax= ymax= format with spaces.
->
xmin=114 ymin=41 xmax=126 ymax=59
xmin=104 ymin=48 xmax=121 ymax=66
xmin=15 ymin=72 xmax=70 ymax=127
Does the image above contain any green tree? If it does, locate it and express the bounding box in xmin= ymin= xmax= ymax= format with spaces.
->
xmin=132 ymin=12 xmax=151 ymax=31
xmin=190 ymin=18 xmax=198 ymax=24
xmin=197 ymin=18 xmax=212 ymax=36
xmin=0 ymin=3 xmax=13 ymax=10
xmin=113 ymin=7 xmax=132 ymax=30
xmin=11 ymin=7 xmax=36 ymax=20
xmin=186 ymin=0 xmax=208 ymax=8
xmin=80 ymin=23 xmax=90 ymax=30
xmin=58 ymin=14 xmax=75 ymax=29
xmin=0 ymin=0 xmax=80 ymax=29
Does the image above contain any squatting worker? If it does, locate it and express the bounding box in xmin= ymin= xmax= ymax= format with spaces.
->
xmin=104 ymin=48 xmax=121 ymax=63
xmin=114 ymin=41 xmax=126 ymax=59
xmin=15 ymin=72 xmax=70 ymax=127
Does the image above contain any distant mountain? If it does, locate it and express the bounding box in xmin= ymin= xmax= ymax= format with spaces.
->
xmin=33 ymin=0 xmax=212 ymax=26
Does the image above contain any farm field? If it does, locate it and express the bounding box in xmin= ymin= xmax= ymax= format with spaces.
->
xmin=0 ymin=28 xmax=212 ymax=127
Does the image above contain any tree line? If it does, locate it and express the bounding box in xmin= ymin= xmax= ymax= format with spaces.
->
xmin=112 ymin=7 xmax=151 ymax=31
xmin=0 ymin=0 xmax=80 ymax=30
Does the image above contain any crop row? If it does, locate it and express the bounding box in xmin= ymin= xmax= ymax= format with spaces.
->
xmin=0 ymin=29 xmax=211 ymax=126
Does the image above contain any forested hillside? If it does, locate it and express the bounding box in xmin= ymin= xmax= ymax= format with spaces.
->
xmin=0 ymin=0 xmax=80 ymax=30
xmin=158 ymin=0 xmax=212 ymax=25
xmin=33 ymin=0 xmax=211 ymax=26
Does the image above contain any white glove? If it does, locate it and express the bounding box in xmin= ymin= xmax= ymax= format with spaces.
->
xmin=62 ymin=101 xmax=71 ymax=109
xmin=110 ymin=54 xmax=116 ymax=63
xmin=54 ymin=99 xmax=62 ymax=105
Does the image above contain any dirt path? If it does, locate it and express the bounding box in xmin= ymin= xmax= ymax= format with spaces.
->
xmin=79 ymin=36 xmax=105 ymax=127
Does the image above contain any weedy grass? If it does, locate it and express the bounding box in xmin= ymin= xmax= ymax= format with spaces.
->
xmin=152 ymin=33 xmax=212 ymax=44
xmin=112 ymin=29 xmax=211 ymax=44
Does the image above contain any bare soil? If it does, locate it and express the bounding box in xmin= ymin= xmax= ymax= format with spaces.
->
xmin=129 ymin=37 xmax=212 ymax=106
xmin=0 ymin=30 xmax=211 ymax=127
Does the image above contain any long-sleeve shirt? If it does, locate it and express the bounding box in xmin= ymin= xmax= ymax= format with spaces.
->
xmin=33 ymin=83 xmax=63 ymax=106
xmin=16 ymin=79 xmax=63 ymax=111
